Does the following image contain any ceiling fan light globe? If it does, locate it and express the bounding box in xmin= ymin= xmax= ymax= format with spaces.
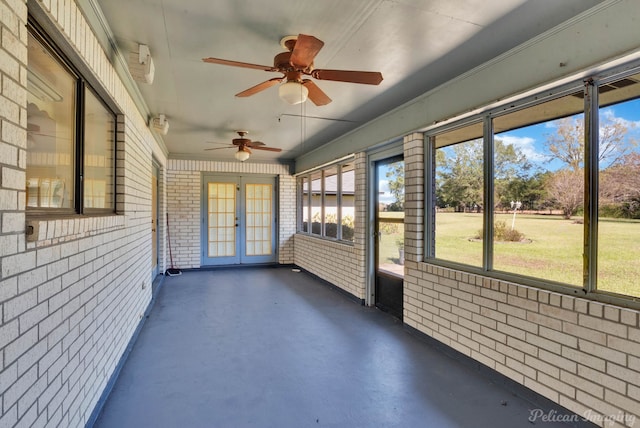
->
xmin=235 ymin=148 xmax=251 ymax=162
xmin=279 ymin=81 xmax=308 ymax=105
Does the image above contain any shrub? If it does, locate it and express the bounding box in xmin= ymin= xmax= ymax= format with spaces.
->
xmin=477 ymin=220 xmax=524 ymax=242
xmin=303 ymin=221 xmax=354 ymax=241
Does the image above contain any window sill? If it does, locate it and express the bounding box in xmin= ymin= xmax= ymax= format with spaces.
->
xmin=26 ymin=214 xmax=125 ymax=248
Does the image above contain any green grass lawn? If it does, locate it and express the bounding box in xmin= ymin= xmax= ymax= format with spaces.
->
xmin=378 ymin=212 xmax=405 ymax=267
xmin=433 ymin=212 xmax=640 ymax=298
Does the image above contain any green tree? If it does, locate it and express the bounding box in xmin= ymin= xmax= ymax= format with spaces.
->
xmin=385 ymin=161 xmax=404 ymax=211
xmin=436 ymin=139 xmax=531 ymax=212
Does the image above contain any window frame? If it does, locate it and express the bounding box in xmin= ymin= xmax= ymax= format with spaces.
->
xmin=27 ymin=19 xmax=118 ymax=217
xmin=424 ymin=61 xmax=640 ymax=307
xmin=296 ymin=157 xmax=356 ymax=243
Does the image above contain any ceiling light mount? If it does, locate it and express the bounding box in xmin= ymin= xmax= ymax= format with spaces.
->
xmin=279 ymin=35 xmax=298 ymax=51
xmin=150 ymin=114 xmax=169 ymax=135
xmin=128 ymin=44 xmax=155 ymax=84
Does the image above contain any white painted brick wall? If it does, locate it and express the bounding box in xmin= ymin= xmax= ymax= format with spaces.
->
xmin=396 ymin=130 xmax=640 ymax=426
xmin=1 ymin=1 xmax=158 ymax=427
xmin=166 ymin=160 xmax=296 ymax=269
xmin=404 ymin=214 xmax=640 ymax=425
xmin=293 ymin=152 xmax=367 ymax=300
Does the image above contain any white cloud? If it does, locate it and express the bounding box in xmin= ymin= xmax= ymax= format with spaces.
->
xmin=600 ymin=107 xmax=640 ymax=130
xmin=377 ymin=179 xmax=394 ymax=203
xmin=498 ymin=134 xmax=548 ymax=162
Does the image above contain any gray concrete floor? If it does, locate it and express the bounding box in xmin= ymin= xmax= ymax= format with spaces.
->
xmin=94 ymin=267 xmax=589 ymax=428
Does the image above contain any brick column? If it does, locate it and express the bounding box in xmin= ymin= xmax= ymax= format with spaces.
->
xmin=403 ymin=133 xmax=424 ymax=265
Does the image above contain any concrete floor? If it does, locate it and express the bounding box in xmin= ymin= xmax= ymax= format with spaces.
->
xmin=94 ymin=267 xmax=592 ymax=428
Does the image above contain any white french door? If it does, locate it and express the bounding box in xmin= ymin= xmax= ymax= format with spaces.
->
xmin=201 ymin=175 xmax=277 ymax=266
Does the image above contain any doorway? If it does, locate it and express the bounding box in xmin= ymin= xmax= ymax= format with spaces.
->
xmin=151 ymin=163 xmax=159 ymax=279
xmin=201 ymin=175 xmax=277 ymax=266
xmin=374 ymin=155 xmax=404 ymax=319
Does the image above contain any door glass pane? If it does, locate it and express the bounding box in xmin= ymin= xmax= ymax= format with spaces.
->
xmin=26 ymin=32 xmax=76 ymax=210
xmin=597 ymin=73 xmax=640 ymax=298
xmin=246 ymin=184 xmax=272 ymax=256
xmin=378 ymin=159 xmax=404 ymax=277
xmin=207 ymin=183 xmax=236 ymax=257
xmin=434 ymin=122 xmax=484 ymax=266
xmin=493 ymin=91 xmax=584 ymax=286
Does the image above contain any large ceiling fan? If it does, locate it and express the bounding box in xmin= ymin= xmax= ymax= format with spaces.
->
xmin=203 ymin=34 xmax=383 ymax=106
xmin=204 ymin=131 xmax=282 ymax=162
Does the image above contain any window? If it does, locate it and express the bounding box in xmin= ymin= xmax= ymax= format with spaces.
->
xmin=340 ymin=162 xmax=355 ymax=242
xmin=492 ymin=91 xmax=585 ymax=286
xmin=426 ymin=63 xmax=640 ymax=302
xmin=297 ymin=159 xmax=355 ymax=242
xmin=310 ymin=170 xmax=322 ymax=235
xmin=84 ymin=89 xmax=116 ymax=211
xmin=433 ymin=122 xmax=484 ymax=266
xmin=597 ymin=72 xmax=640 ymax=298
xmin=300 ymin=176 xmax=310 ymax=233
xmin=26 ymin=25 xmax=116 ymax=215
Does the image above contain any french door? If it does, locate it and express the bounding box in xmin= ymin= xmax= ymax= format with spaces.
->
xmin=201 ymin=175 xmax=277 ymax=266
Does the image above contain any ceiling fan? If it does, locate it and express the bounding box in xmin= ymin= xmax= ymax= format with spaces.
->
xmin=202 ymin=34 xmax=383 ymax=106
xmin=204 ymin=131 xmax=282 ymax=162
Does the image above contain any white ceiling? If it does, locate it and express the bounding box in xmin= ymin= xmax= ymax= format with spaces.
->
xmin=94 ymin=0 xmax=603 ymax=163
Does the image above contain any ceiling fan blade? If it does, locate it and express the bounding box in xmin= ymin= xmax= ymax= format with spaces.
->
xmin=312 ymin=69 xmax=383 ymax=85
xmin=247 ymin=141 xmax=266 ymax=147
xmin=204 ymin=146 xmax=235 ymax=151
xmin=302 ymin=80 xmax=332 ymax=106
xmin=251 ymin=146 xmax=282 ymax=152
xmin=202 ymin=57 xmax=274 ymax=71
xmin=290 ymin=34 xmax=324 ymax=69
xmin=236 ymin=77 xmax=283 ymax=97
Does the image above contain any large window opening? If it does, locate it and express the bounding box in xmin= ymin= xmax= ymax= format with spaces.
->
xmin=426 ymin=64 xmax=640 ymax=303
xmin=492 ymin=91 xmax=585 ymax=286
xmin=597 ymin=73 xmax=640 ymax=298
xmin=433 ymin=122 xmax=484 ymax=267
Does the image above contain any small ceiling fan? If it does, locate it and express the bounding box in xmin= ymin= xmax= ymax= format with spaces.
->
xmin=204 ymin=131 xmax=282 ymax=162
xmin=203 ymin=34 xmax=383 ymax=106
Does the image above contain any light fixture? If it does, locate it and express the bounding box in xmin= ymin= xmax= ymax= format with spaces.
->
xmin=128 ymin=44 xmax=155 ymax=84
xmin=278 ymin=81 xmax=308 ymax=105
xmin=235 ymin=147 xmax=251 ymax=162
xmin=150 ymin=114 xmax=169 ymax=135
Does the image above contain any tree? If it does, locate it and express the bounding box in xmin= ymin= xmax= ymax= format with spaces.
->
xmin=494 ymin=139 xmax=534 ymax=210
xmin=600 ymin=152 xmax=640 ymax=218
xmin=544 ymin=115 xmax=637 ymax=218
xmin=547 ymin=169 xmax=584 ymax=219
xmin=436 ymin=139 xmax=531 ymax=212
xmin=545 ymin=116 xmax=636 ymax=171
xmin=436 ymin=140 xmax=483 ymax=211
xmin=385 ymin=160 xmax=404 ymax=211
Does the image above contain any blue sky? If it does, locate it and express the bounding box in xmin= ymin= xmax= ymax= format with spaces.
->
xmin=378 ymin=97 xmax=640 ymax=203
xmin=497 ymin=98 xmax=640 ymax=172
